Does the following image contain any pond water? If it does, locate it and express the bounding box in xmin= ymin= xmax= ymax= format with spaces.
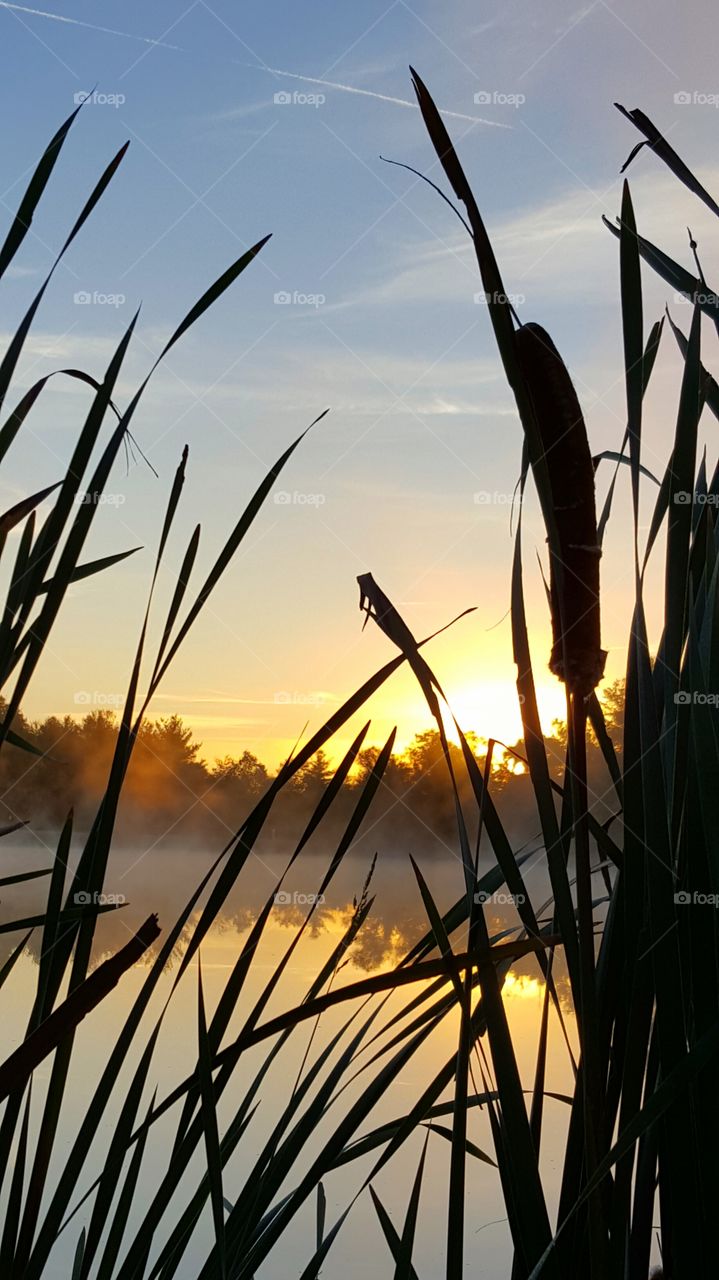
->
xmin=1 ymin=833 xmax=581 ymax=1279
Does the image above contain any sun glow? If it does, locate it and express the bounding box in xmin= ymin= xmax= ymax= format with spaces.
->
xmin=442 ymin=679 xmax=568 ymax=751
xmin=501 ymin=973 xmax=545 ymax=1002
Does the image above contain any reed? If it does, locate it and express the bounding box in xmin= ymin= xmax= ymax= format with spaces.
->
xmin=514 ymin=322 xmax=606 ymax=696
xmin=407 ymin=73 xmax=719 ymax=1280
xmin=0 ymin=83 xmax=717 ymax=1280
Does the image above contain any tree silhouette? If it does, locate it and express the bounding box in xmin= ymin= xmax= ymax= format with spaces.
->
xmin=0 ymin=686 xmax=626 ymax=842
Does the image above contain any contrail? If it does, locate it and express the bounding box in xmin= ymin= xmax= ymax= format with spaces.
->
xmin=0 ymin=2 xmax=186 ymax=48
xmin=0 ymin=2 xmax=509 ymax=128
xmin=255 ymin=64 xmax=509 ymax=127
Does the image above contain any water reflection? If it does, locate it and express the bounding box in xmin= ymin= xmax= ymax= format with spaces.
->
xmin=1 ymin=832 xmax=580 ymax=1278
xmin=0 ymin=833 xmax=571 ymax=989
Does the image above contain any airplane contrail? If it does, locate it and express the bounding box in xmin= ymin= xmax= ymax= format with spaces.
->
xmin=0 ymin=1 xmax=509 ymax=128
xmin=252 ymin=64 xmax=509 ymax=126
xmin=0 ymin=2 xmax=186 ymax=48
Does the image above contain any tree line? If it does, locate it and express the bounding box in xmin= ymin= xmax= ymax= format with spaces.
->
xmin=0 ymin=681 xmax=624 ymax=847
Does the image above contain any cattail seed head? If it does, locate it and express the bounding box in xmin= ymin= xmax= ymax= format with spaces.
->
xmin=515 ymin=322 xmax=607 ymax=696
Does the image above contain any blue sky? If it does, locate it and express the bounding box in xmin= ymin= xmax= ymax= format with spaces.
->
xmin=1 ymin=0 xmax=718 ymax=765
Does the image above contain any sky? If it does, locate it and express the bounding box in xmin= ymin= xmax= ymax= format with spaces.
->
xmin=1 ymin=0 xmax=718 ymax=768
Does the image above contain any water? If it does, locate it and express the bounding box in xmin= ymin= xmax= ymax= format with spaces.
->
xmin=1 ymin=833 xmax=577 ymax=1278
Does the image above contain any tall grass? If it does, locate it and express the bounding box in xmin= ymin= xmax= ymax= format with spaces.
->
xmin=0 ymin=81 xmax=717 ymax=1279
xmin=403 ymin=73 xmax=719 ymax=1278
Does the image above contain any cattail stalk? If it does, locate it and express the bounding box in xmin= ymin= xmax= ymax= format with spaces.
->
xmin=515 ymin=322 xmax=606 ymax=697
xmin=516 ymin=321 xmax=610 ymax=1272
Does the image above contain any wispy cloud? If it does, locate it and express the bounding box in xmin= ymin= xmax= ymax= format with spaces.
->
xmin=330 ymin=163 xmax=719 ymax=313
xmin=150 ymin=691 xmax=339 ymax=706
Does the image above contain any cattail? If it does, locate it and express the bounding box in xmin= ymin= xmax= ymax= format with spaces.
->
xmin=515 ymin=322 xmax=606 ymax=697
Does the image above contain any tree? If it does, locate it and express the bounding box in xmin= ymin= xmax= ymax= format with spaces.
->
xmin=290 ymin=749 xmax=333 ymax=795
xmin=355 ymin=746 xmax=411 ymax=792
xmin=140 ymin=715 xmax=202 ymax=768
xmin=211 ymin=751 xmax=268 ymax=797
xmin=598 ymin=678 xmax=624 ymax=745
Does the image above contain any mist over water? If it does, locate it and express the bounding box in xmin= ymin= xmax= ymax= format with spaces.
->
xmin=1 ymin=824 xmax=577 ymax=1277
xmin=1 ymin=821 xmax=569 ymax=978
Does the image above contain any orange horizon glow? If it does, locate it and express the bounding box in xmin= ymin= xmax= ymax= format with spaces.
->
xmin=60 ymin=674 xmax=579 ymax=769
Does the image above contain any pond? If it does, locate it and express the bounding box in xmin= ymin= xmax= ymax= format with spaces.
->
xmin=2 ymin=833 xmax=579 ymax=1279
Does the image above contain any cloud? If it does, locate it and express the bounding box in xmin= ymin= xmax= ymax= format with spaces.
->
xmin=150 ymin=691 xmax=339 ymax=707
xmin=5 ymin=265 xmax=38 ymax=280
xmin=323 ymin=159 xmax=719 ymax=317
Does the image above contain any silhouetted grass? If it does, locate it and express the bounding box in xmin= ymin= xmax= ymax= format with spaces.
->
xmin=0 ymin=83 xmax=717 ymax=1280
